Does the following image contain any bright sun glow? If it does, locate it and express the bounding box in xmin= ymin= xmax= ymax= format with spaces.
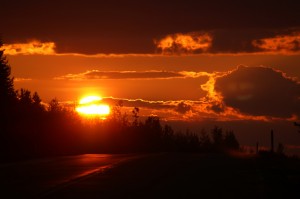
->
xmin=76 ymin=96 xmax=110 ymax=117
xmin=79 ymin=96 xmax=102 ymax=104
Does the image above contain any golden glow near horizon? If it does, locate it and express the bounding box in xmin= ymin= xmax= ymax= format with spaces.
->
xmin=79 ymin=96 xmax=102 ymax=104
xmin=76 ymin=96 xmax=110 ymax=118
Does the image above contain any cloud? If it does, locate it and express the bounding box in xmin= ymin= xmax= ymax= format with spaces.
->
xmin=54 ymin=70 xmax=209 ymax=80
xmin=155 ymin=32 xmax=213 ymax=54
xmin=4 ymin=30 xmax=300 ymax=56
xmin=175 ymin=102 xmax=192 ymax=114
xmin=14 ymin=78 xmax=32 ymax=82
xmin=252 ymin=32 xmax=300 ymax=53
xmin=2 ymin=40 xmax=56 ymax=55
xmin=102 ymin=97 xmax=174 ymax=110
xmin=53 ymin=65 xmax=300 ymax=122
xmin=100 ymin=97 xmax=202 ymax=120
xmin=102 ymin=97 xmax=198 ymax=110
xmin=214 ymin=66 xmax=300 ymax=118
xmin=154 ymin=29 xmax=300 ymax=55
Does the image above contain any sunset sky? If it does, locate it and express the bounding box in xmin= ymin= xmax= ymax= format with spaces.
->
xmin=2 ymin=0 xmax=300 ymax=153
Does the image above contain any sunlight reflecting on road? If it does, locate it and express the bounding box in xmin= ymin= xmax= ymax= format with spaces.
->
xmin=0 ymin=154 xmax=141 ymax=198
xmin=75 ymin=154 xmax=111 ymax=164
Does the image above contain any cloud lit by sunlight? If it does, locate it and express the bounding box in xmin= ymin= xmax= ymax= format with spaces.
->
xmin=252 ymin=33 xmax=300 ymax=53
xmin=155 ymin=32 xmax=213 ymax=54
xmin=193 ymin=69 xmax=278 ymax=121
xmin=200 ymin=72 xmax=224 ymax=109
xmin=79 ymin=96 xmax=102 ymax=104
xmin=1 ymin=40 xmax=56 ymax=55
xmin=14 ymin=78 xmax=32 ymax=82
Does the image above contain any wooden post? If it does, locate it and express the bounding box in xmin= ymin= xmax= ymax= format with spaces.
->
xmin=256 ymin=142 xmax=259 ymax=154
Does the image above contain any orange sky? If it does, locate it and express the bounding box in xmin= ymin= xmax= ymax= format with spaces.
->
xmin=3 ymin=42 xmax=300 ymax=122
xmin=7 ymin=49 xmax=300 ymax=154
xmin=2 ymin=0 xmax=300 ymax=154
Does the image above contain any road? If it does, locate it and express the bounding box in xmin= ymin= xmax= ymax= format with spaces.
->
xmin=1 ymin=153 xmax=299 ymax=198
xmin=0 ymin=154 xmax=142 ymax=198
xmin=48 ymin=153 xmax=264 ymax=199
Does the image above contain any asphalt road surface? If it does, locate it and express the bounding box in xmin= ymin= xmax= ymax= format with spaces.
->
xmin=0 ymin=154 xmax=142 ymax=198
xmin=0 ymin=153 xmax=299 ymax=198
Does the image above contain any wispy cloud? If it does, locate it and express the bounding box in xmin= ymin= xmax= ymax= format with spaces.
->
xmin=1 ymin=40 xmax=56 ymax=55
xmin=101 ymin=97 xmax=200 ymax=120
xmin=155 ymin=32 xmax=213 ymax=54
xmin=102 ymin=97 xmax=174 ymax=109
xmin=54 ymin=70 xmax=209 ymax=81
xmin=100 ymin=96 xmax=271 ymax=122
xmin=14 ymin=78 xmax=32 ymax=82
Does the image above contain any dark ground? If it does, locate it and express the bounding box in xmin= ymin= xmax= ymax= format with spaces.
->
xmin=1 ymin=153 xmax=300 ymax=199
xmin=42 ymin=153 xmax=300 ymax=199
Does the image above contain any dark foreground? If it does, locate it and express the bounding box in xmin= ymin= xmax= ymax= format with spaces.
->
xmin=1 ymin=153 xmax=300 ymax=199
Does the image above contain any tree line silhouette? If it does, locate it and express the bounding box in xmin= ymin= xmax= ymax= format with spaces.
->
xmin=0 ymin=40 xmax=240 ymax=161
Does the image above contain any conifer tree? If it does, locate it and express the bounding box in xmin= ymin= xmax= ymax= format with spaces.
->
xmin=0 ymin=39 xmax=16 ymax=110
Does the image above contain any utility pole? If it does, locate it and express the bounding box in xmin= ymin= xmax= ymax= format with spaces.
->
xmin=270 ymin=129 xmax=274 ymax=153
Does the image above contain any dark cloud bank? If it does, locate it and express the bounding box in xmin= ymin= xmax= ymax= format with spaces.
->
xmin=215 ymin=66 xmax=300 ymax=118
xmin=2 ymin=0 xmax=300 ymax=54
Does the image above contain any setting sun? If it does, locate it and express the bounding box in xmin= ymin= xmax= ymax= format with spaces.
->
xmin=76 ymin=96 xmax=110 ymax=117
xmin=79 ymin=96 xmax=102 ymax=104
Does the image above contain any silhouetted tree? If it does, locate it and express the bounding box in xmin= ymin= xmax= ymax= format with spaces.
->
xmin=210 ymin=127 xmax=240 ymax=151
xmin=143 ymin=116 xmax=162 ymax=151
xmin=18 ymin=89 xmax=32 ymax=106
xmin=48 ymin=98 xmax=62 ymax=113
xmin=174 ymin=130 xmax=188 ymax=151
xmin=199 ymin=128 xmax=211 ymax=150
xmin=211 ymin=126 xmax=223 ymax=148
xmin=109 ymin=100 xmax=130 ymax=126
xmin=294 ymin=122 xmax=300 ymax=133
xmin=0 ymin=40 xmax=17 ymax=118
xmin=131 ymin=107 xmax=139 ymax=126
xmin=31 ymin=92 xmax=44 ymax=113
xmin=224 ymin=130 xmax=239 ymax=150
xmin=0 ymin=41 xmax=16 ymax=105
xmin=32 ymin=92 xmax=41 ymax=106
xmin=186 ymin=130 xmax=200 ymax=152
xmin=277 ymin=143 xmax=285 ymax=155
xmin=0 ymin=40 xmax=18 ymax=156
xmin=162 ymin=124 xmax=175 ymax=151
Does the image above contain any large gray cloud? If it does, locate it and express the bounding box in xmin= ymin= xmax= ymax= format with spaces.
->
xmin=214 ymin=66 xmax=300 ymax=118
